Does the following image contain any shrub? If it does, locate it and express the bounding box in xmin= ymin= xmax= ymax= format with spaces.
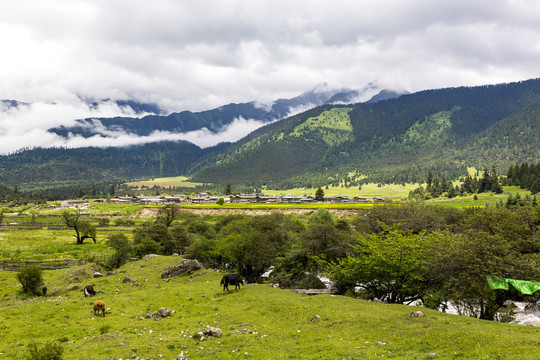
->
xmin=26 ymin=341 xmax=64 ymax=360
xmin=17 ymin=266 xmax=44 ymax=296
xmin=97 ymin=218 xmax=110 ymax=226
xmin=133 ymin=238 xmax=162 ymax=258
xmin=99 ymin=324 xmax=112 ymax=334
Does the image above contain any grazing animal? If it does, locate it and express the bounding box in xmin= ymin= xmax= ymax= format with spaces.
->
xmin=42 ymin=287 xmax=47 ymax=297
xmin=93 ymin=300 xmax=106 ymax=317
xmin=84 ymin=285 xmax=96 ymax=297
xmin=220 ymin=273 xmax=244 ymax=291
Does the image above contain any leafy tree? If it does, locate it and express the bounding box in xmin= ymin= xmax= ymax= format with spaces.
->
xmin=106 ymin=233 xmax=132 ymax=269
xmin=157 ymin=204 xmax=180 ymax=227
xmin=62 ymin=209 xmax=97 ymax=244
xmin=315 ymin=187 xmax=325 ymax=201
xmin=425 ymin=229 xmax=540 ymax=320
xmin=225 ymin=183 xmax=232 ymax=195
xmin=133 ymin=238 xmax=162 ymax=258
xmin=217 ymin=214 xmax=294 ymax=282
xmin=301 ymin=209 xmax=352 ymax=263
xmin=17 ymin=266 xmax=44 ymax=296
xmin=329 ymin=224 xmax=430 ymax=303
xmin=167 ymin=224 xmax=192 ymax=255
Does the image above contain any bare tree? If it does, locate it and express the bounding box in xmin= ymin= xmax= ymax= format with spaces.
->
xmin=62 ymin=209 xmax=97 ymax=244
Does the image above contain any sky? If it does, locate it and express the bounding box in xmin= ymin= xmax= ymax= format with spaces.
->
xmin=0 ymin=0 xmax=539 ymax=154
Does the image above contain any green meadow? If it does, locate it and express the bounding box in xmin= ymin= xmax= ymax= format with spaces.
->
xmin=1 ymin=256 xmax=540 ymax=359
xmin=126 ymin=176 xmax=205 ymax=189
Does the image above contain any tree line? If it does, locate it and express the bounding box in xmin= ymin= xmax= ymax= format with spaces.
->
xmin=100 ymin=202 xmax=540 ymax=322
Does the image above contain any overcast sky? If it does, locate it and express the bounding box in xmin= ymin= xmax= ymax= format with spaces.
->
xmin=0 ymin=0 xmax=539 ymax=153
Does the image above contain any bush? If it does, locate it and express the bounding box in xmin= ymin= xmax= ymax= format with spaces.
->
xmin=26 ymin=341 xmax=64 ymax=360
xmin=133 ymin=238 xmax=162 ymax=258
xmin=97 ymin=218 xmax=110 ymax=226
xmin=17 ymin=266 xmax=44 ymax=296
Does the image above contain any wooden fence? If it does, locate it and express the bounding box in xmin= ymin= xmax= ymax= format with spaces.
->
xmin=0 ymin=224 xmax=132 ymax=232
xmin=0 ymin=258 xmax=104 ymax=271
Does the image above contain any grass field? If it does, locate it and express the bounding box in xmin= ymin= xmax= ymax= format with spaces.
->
xmin=1 ymin=256 xmax=540 ymax=359
xmin=122 ymin=175 xmax=535 ymax=208
xmin=126 ymin=176 xmax=206 ymax=189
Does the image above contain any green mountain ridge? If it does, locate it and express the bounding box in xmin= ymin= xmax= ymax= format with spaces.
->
xmin=190 ymin=78 xmax=540 ymax=186
xmin=1 ymin=78 xmax=540 ymax=190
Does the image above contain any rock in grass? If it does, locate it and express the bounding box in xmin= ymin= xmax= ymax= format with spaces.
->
xmin=193 ymin=327 xmax=222 ymax=340
xmin=176 ymin=351 xmax=188 ymax=359
xmin=161 ymin=259 xmax=204 ymax=278
xmin=411 ymin=311 xmax=425 ymax=318
xmin=145 ymin=307 xmax=172 ymax=319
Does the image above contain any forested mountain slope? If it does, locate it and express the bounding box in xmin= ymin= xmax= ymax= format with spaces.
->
xmin=190 ymin=78 xmax=540 ymax=187
xmin=1 ymin=79 xmax=540 ymax=188
xmin=0 ymin=141 xmax=213 ymax=185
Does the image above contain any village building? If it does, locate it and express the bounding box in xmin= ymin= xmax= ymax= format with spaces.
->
xmin=60 ymin=200 xmax=89 ymax=208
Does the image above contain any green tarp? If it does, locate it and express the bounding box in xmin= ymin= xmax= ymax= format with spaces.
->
xmin=486 ymin=275 xmax=540 ymax=295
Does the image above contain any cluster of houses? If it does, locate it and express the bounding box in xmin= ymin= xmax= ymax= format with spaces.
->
xmin=105 ymin=193 xmax=385 ymax=205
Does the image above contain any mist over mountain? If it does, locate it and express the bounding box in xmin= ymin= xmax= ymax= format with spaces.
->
xmin=46 ymin=83 xmax=404 ymax=148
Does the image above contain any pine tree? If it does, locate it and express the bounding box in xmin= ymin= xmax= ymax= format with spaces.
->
xmin=315 ymin=187 xmax=325 ymax=201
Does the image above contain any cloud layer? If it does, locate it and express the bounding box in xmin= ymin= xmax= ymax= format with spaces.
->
xmin=0 ymin=0 xmax=539 ymax=153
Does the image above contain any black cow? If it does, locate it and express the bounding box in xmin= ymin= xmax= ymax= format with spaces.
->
xmin=220 ymin=273 xmax=244 ymax=291
xmin=83 ymin=285 xmax=96 ymax=297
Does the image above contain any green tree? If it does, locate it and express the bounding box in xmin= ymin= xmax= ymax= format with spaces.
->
xmin=225 ymin=183 xmax=232 ymax=195
xmin=315 ymin=187 xmax=325 ymax=201
xmin=168 ymin=224 xmax=192 ymax=255
xmin=17 ymin=266 xmax=44 ymax=296
xmin=329 ymin=224 xmax=430 ymax=303
xmin=157 ymin=204 xmax=180 ymax=227
xmin=106 ymin=233 xmax=132 ymax=269
xmin=62 ymin=209 xmax=97 ymax=245
xmin=218 ymin=214 xmax=294 ymax=282
xmin=301 ymin=209 xmax=352 ymax=263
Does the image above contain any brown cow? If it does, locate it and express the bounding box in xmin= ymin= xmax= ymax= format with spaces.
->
xmin=93 ymin=300 xmax=106 ymax=317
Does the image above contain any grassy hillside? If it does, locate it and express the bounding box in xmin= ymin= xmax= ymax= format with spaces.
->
xmin=2 ymin=256 xmax=540 ymax=359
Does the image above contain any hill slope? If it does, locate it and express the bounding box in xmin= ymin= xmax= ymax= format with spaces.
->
xmin=1 ymin=256 xmax=539 ymax=359
xmin=190 ymin=78 xmax=540 ymax=186
xmin=0 ymin=141 xmax=212 ymax=185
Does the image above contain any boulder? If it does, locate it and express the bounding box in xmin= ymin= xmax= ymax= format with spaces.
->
xmin=161 ymin=259 xmax=204 ymax=278
xmin=410 ymin=311 xmax=425 ymax=318
xmin=93 ymin=272 xmax=103 ymax=278
xmin=122 ymin=275 xmax=132 ymax=283
xmin=158 ymin=307 xmax=172 ymax=317
xmin=193 ymin=326 xmax=222 ymax=340
xmin=203 ymin=326 xmax=222 ymax=337
xmin=142 ymin=254 xmax=160 ymax=260
xmin=176 ymin=352 xmax=188 ymax=360
xmin=145 ymin=307 xmax=172 ymax=319
xmin=524 ymin=302 xmax=540 ymax=314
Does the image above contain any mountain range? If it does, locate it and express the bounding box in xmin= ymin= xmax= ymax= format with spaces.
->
xmin=1 ymin=79 xmax=539 ymax=190
xmin=48 ymin=82 xmax=403 ymax=139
